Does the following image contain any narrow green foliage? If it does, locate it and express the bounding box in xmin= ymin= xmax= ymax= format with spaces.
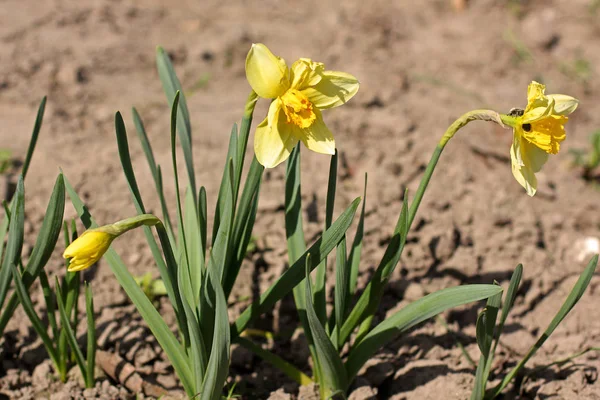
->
xmin=305 ymin=255 xmax=348 ymax=398
xmin=156 ymin=46 xmax=196 ymax=199
xmin=115 ymin=111 xmax=185 ymax=334
xmin=22 ymin=96 xmax=47 ymax=179
xmin=471 ymin=287 xmax=502 ymax=400
xmin=55 ymin=278 xmax=90 ymax=388
xmin=85 ymin=283 xmax=96 ymax=387
xmin=10 ymin=263 xmax=60 ymax=368
xmin=232 ymin=197 xmax=360 ymax=338
xmin=345 ymin=284 xmax=503 ymax=380
xmin=200 ymin=271 xmax=231 ymax=400
xmin=0 ymin=176 xmax=25 ymax=314
xmin=314 ymin=151 xmax=338 ymax=326
xmin=64 ymin=175 xmax=195 ymax=396
xmin=348 ymin=173 xmax=367 ymax=295
xmin=132 ymin=107 xmax=175 ymax=243
xmin=486 ymin=255 xmax=598 ymax=398
xmin=340 ymin=192 xmax=409 ymax=346
xmin=0 ymin=174 xmax=65 ymax=336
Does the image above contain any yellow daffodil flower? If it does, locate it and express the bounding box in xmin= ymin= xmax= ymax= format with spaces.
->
xmin=63 ymin=214 xmax=161 ymax=272
xmin=245 ymin=43 xmax=359 ymax=168
xmin=505 ymin=81 xmax=578 ymax=196
xmin=63 ymin=229 xmax=116 ymax=272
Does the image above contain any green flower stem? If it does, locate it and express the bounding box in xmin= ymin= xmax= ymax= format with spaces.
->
xmin=341 ymin=110 xmax=506 ymax=346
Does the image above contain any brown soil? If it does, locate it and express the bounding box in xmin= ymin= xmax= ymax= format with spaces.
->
xmin=2 ymin=0 xmax=600 ymax=399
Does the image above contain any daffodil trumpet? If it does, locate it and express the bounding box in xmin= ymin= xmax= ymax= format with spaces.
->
xmin=245 ymin=43 xmax=360 ymax=168
xmin=63 ymin=214 xmax=161 ymax=272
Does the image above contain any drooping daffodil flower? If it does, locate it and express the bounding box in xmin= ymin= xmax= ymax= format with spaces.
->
xmin=245 ymin=43 xmax=359 ymax=168
xmin=504 ymin=81 xmax=578 ymax=196
xmin=63 ymin=214 xmax=161 ymax=272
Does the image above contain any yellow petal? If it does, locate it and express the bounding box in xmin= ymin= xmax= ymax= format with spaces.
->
xmin=298 ymin=109 xmax=335 ymax=155
xmin=527 ymin=81 xmax=546 ymax=104
xmin=245 ymin=43 xmax=290 ymax=99
xmin=510 ymin=139 xmax=537 ymax=196
xmin=290 ymin=58 xmax=324 ymax=89
xmin=547 ymin=94 xmax=579 ymax=115
xmin=302 ymin=71 xmax=359 ymax=109
xmin=521 ymin=138 xmax=549 ymax=173
xmin=254 ymin=100 xmax=299 ymax=168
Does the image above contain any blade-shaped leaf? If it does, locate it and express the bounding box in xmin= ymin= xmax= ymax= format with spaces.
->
xmin=200 ymin=269 xmax=230 ymax=400
xmin=55 ymin=277 xmax=87 ymax=383
xmin=85 ymin=283 xmax=96 ymax=388
xmin=232 ymin=197 xmax=360 ymax=338
xmin=348 ymin=173 xmax=367 ymax=295
xmin=114 ymin=112 xmax=184 ymax=329
xmin=0 ymin=174 xmax=64 ymax=336
xmin=340 ymin=191 xmax=409 ymax=345
xmin=132 ymin=107 xmax=175 ymax=245
xmin=346 ymin=284 xmax=503 ymax=380
xmin=471 ymin=287 xmax=502 ymax=400
xmin=156 ymin=46 xmax=196 ymax=199
xmin=10 ymin=263 xmax=59 ymax=367
xmin=0 ymin=176 xmax=25 ymax=313
xmin=305 ymin=255 xmax=348 ymax=396
xmin=22 ymin=96 xmax=47 ymax=179
xmin=486 ymin=255 xmax=598 ymax=399
xmin=63 ymin=175 xmax=195 ymax=396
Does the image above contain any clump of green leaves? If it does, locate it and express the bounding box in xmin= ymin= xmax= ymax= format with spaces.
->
xmin=64 ymin=47 xmax=361 ymax=399
xmin=470 ymin=256 xmax=598 ymax=399
xmin=0 ymin=98 xmax=96 ymax=387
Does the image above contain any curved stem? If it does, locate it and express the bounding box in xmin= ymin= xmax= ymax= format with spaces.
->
xmin=409 ymin=109 xmax=505 ymax=227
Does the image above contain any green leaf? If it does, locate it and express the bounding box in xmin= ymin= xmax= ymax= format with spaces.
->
xmin=199 ymin=186 xmax=208 ymax=262
xmin=486 ymin=255 xmax=598 ymax=399
xmin=55 ymin=277 xmax=87 ymax=383
xmin=225 ymin=157 xmax=264 ymax=298
xmin=169 ymin=92 xmax=194 ymax=310
xmin=85 ymin=283 xmax=96 ymax=388
xmin=232 ymin=197 xmax=360 ymax=338
xmin=213 ymin=125 xmax=238 ymax=244
xmin=22 ymin=96 xmax=46 ymax=179
xmin=156 ymin=46 xmax=196 ymax=199
xmin=182 ymin=294 xmax=207 ymax=393
xmin=0 ymin=174 xmax=65 ymax=336
xmin=132 ymin=107 xmax=175 ymax=245
xmin=235 ymin=336 xmax=313 ymax=386
xmin=200 ymin=270 xmax=230 ymax=400
xmin=305 ymin=255 xmax=348 ymax=397
xmin=340 ymin=191 xmax=409 ymax=345
xmin=333 ymin=236 xmax=348 ymax=349
xmin=10 ymin=263 xmax=59 ymax=368
xmin=63 ymin=175 xmax=195 ymax=397
xmin=315 ymin=151 xmax=338 ymax=326
xmin=114 ymin=112 xmax=186 ymax=338
xmin=348 ymin=173 xmax=367 ymax=295
xmin=184 ymin=186 xmax=203 ymax=300
xmin=0 ymin=176 xmax=25 ymax=313
xmin=471 ymin=287 xmax=502 ymax=400
xmin=345 ymin=284 xmax=503 ymax=380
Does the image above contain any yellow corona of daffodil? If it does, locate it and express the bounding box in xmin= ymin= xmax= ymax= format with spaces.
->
xmin=505 ymin=81 xmax=578 ymax=196
xmin=245 ymin=43 xmax=359 ymax=168
xmin=63 ymin=214 xmax=161 ymax=272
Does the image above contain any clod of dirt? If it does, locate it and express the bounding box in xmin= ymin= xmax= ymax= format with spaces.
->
xmin=297 ymin=382 xmax=319 ymax=400
xmin=268 ymin=388 xmax=293 ymax=400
